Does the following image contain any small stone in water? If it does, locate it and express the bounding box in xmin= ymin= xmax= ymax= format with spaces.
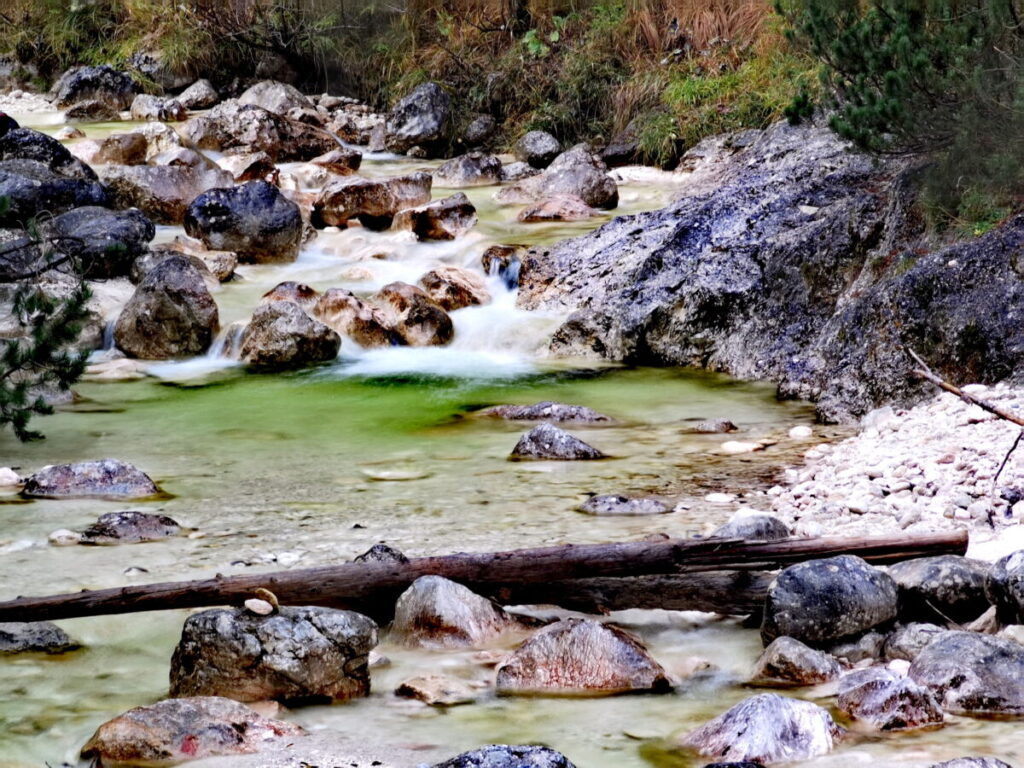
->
xmin=48 ymin=529 xmax=82 ymax=546
xmin=720 ymin=441 xmax=762 ymax=454
xmin=244 ymin=598 xmax=274 ymax=616
xmin=0 ymin=467 xmax=21 ymax=486
xmin=705 ymin=493 xmax=737 ymax=504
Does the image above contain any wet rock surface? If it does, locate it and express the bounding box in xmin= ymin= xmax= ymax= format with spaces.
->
xmin=53 ymin=64 xmax=139 ymax=110
xmin=986 ymin=550 xmax=1024 ymax=624
xmin=682 ymin=693 xmax=843 ymax=765
xmin=22 ymin=459 xmax=160 ymax=500
xmin=0 ymin=159 xmax=108 ymax=226
xmin=749 ymin=637 xmax=842 ymax=687
xmin=518 ymin=195 xmax=599 ymax=223
xmin=761 ymin=555 xmax=898 ymax=648
xmin=98 ymin=163 xmax=233 ymax=224
xmin=433 ymin=745 xmax=576 ymax=768
xmin=185 ymin=180 xmax=303 ymax=263
xmin=79 ymin=510 xmax=182 ymax=544
xmin=391 ymin=575 xmax=516 ymax=649
xmin=239 ymin=301 xmax=341 ymax=371
xmin=496 ymin=618 xmax=670 ymax=695
xmin=710 ymin=513 xmax=792 ymax=541
xmin=395 ymin=675 xmax=479 ymax=706
xmin=313 ymin=288 xmax=396 ymax=348
xmin=114 ymin=254 xmax=219 ymax=359
xmin=884 ymin=623 xmax=948 ymax=662
xmin=80 ymin=696 xmax=304 ymax=764
xmin=510 ymin=423 xmax=606 ymax=461
xmin=313 ymin=172 xmax=432 ymax=228
xmin=908 ymin=630 xmax=1024 ymax=716
xmin=0 ymin=622 xmax=78 ymax=654
xmin=836 ymin=667 xmax=944 ymax=731
xmin=0 ymin=127 xmax=96 ymax=180
xmin=183 ymin=101 xmax=336 ymax=162
xmin=170 ymin=606 xmax=377 ymax=703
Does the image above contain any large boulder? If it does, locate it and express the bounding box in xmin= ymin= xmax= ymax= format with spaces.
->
xmin=391 ymin=575 xmax=517 ymax=649
xmin=129 ymin=93 xmax=187 ymax=122
xmin=433 ymin=746 xmax=575 ymax=768
xmin=496 ymin=617 xmax=670 ymax=695
xmin=889 ymin=556 xmax=992 ymax=625
xmin=749 ymin=636 xmax=842 ymax=687
xmin=515 ymin=121 xmax=1024 ymax=422
xmin=836 ymin=667 xmax=944 ymax=731
xmin=418 ymin=265 xmax=491 ymax=311
xmin=385 ymin=82 xmax=451 ymax=156
xmin=169 ymin=606 xmax=377 ymax=703
xmin=0 ymin=127 xmax=97 ymax=179
xmin=510 ymin=423 xmax=606 ymax=461
xmin=184 ymin=180 xmax=303 ymax=263
xmin=986 ymin=550 xmax=1024 ymax=624
xmin=182 ymin=101 xmax=336 ymax=162
xmin=0 ymin=622 xmax=78 ymax=654
xmin=761 ymin=555 xmax=898 ymax=648
xmin=908 ymin=630 xmax=1024 ymax=716
xmin=22 ymin=459 xmax=160 ymax=500
xmin=682 ymin=694 xmax=843 ymax=765
xmin=239 ymin=301 xmax=341 ymax=371
xmin=312 ymin=172 xmax=432 ymax=229
xmin=312 ymin=288 xmax=397 ymax=348
xmin=394 ymin=193 xmax=478 ymax=240
xmin=98 ymin=163 xmax=233 ymax=224
xmin=41 ymin=205 xmax=154 ymax=280
xmin=238 ymin=80 xmax=314 ymax=115
xmin=434 ymin=152 xmax=502 ymax=187
xmin=514 ymin=130 xmax=562 ymax=169
xmin=80 ymin=697 xmax=303 ymax=764
xmin=177 ymin=78 xmax=220 ymax=110
xmin=0 ymin=160 xmax=108 ymax=227
xmin=53 ymin=64 xmax=139 ymax=110
xmin=497 ymin=145 xmax=618 ymax=209
xmin=373 ymin=282 xmax=453 ymax=347
xmin=710 ymin=513 xmax=792 ymax=541
xmin=114 ymin=254 xmax=219 ymax=359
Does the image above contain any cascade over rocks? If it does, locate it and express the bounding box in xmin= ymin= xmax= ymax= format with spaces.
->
xmin=184 ymin=180 xmax=303 ymax=263
xmin=749 ymin=637 xmax=842 ymax=687
xmin=514 ymin=130 xmax=562 ymax=169
xmin=393 ymin=192 xmax=477 ymax=240
xmin=435 ymin=152 xmax=503 ymax=187
xmin=238 ymin=80 xmax=314 ymax=115
xmin=836 ymin=667 xmax=944 ymax=731
xmin=385 ymin=82 xmax=451 ymax=156
xmin=391 ymin=575 xmax=517 ymax=649
xmin=0 ymin=622 xmax=78 ymax=653
xmin=908 ymin=631 xmax=1024 ymax=716
xmin=22 ymin=459 xmax=160 ymax=500
xmin=373 ymin=282 xmax=453 ymax=347
xmin=497 ymin=145 xmax=618 ymax=209
xmin=169 ymin=606 xmax=377 ymax=703
xmin=516 ymin=120 xmax=1024 ymax=421
xmin=0 ymin=160 xmax=108 ymax=227
xmin=313 ymin=288 xmax=396 ymax=348
xmin=682 ymin=693 xmax=843 ymax=765
xmin=418 ymin=265 xmax=491 ymax=311
xmin=80 ymin=696 xmax=304 ymax=764
xmin=889 ymin=555 xmax=992 ymax=625
xmin=239 ymin=301 xmax=341 ymax=371
xmin=433 ymin=746 xmax=576 ymax=768
xmin=761 ymin=555 xmax=898 ymax=648
xmin=40 ymin=205 xmax=154 ymax=280
xmin=114 ymin=254 xmax=219 ymax=359
xmin=53 ymin=65 xmax=139 ymax=110
xmin=495 ymin=617 xmax=670 ymax=695
xmin=98 ymin=163 xmax=233 ymax=224
xmin=510 ymin=422 xmax=606 ymax=460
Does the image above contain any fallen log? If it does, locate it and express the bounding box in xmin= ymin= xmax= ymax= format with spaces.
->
xmin=0 ymin=530 xmax=967 ymax=624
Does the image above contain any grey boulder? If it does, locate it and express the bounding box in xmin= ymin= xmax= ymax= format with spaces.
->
xmin=239 ymin=301 xmax=341 ymax=371
xmin=749 ymin=636 xmax=842 ymax=687
xmin=889 ymin=555 xmax=992 ymax=625
xmin=433 ymin=746 xmax=575 ymax=768
xmin=836 ymin=667 xmax=944 ymax=731
xmin=391 ymin=575 xmax=516 ymax=649
xmin=0 ymin=622 xmax=78 ymax=654
xmin=385 ymin=82 xmax=451 ymax=156
xmin=510 ymin=423 xmax=606 ymax=461
xmin=22 ymin=459 xmax=160 ymax=500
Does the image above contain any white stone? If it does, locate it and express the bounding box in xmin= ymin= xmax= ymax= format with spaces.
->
xmin=789 ymin=425 xmax=813 ymax=439
xmin=244 ymin=598 xmax=274 ymax=616
xmin=48 ymin=529 xmax=82 ymax=546
xmin=705 ymin=493 xmax=737 ymax=504
xmin=721 ymin=441 xmax=761 ymax=454
xmin=0 ymin=467 xmax=21 ymax=486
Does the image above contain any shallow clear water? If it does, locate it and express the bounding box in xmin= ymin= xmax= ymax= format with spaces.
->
xmin=0 ymin=115 xmax=1017 ymax=768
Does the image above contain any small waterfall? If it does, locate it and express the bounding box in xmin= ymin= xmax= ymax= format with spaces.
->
xmin=208 ymin=321 xmax=248 ymax=360
xmin=101 ymin=320 xmax=116 ymax=351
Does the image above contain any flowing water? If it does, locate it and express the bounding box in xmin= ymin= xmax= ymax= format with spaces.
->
xmin=0 ymin=113 xmax=1018 ymax=768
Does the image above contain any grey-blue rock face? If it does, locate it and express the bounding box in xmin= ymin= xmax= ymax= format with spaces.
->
xmin=514 ymin=130 xmax=562 ymax=169
xmin=510 ymin=423 xmax=606 ymax=460
xmin=0 ymin=127 xmax=97 ymax=179
xmin=0 ymin=622 xmax=78 ymax=654
xmin=761 ymin=555 xmax=898 ymax=648
xmin=433 ymin=745 xmax=576 ymax=768
xmin=22 ymin=459 xmax=160 ymax=500
xmin=889 ymin=555 xmax=992 ymax=625
xmin=40 ymin=205 xmax=155 ymax=280
xmin=908 ymin=631 xmax=1024 ymax=716
xmin=79 ymin=510 xmax=182 ymax=545
xmin=0 ymin=160 xmax=108 ymax=227
xmin=883 ymin=623 xmax=948 ymax=662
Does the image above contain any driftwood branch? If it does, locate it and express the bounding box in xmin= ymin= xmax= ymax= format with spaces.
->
xmin=908 ymin=348 xmax=1024 ymax=427
xmin=0 ymin=531 xmax=968 ymax=624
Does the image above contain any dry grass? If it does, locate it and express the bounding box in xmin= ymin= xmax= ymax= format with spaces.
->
xmin=628 ymin=0 xmax=770 ymax=52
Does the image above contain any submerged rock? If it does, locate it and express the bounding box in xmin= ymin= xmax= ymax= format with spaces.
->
xmin=373 ymin=282 xmax=453 ymax=347
xmin=518 ymin=195 xmax=599 ymax=223
xmin=22 ymin=459 xmax=160 ymax=500
xmin=682 ymin=693 xmax=843 ymax=765
xmin=496 ymin=618 xmax=670 ymax=695
xmin=79 ymin=511 xmax=182 ymax=545
xmin=929 ymin=760 xmax=1015 ymax=768
xmin=418 ymin=265 xmax=491 ymax=311
xmin=354 ymin=543 xmax=409 ymax=564
xmin=0 ymin=622 xmax=78 ymax=654
xmin=170 ymin=606 xmax=377 ymax=703
xmin=836 ymin=667 xmax=943 ymax=731
xmin=908 ymin=630 xmax=1024 ymax=716
xmin=433 ymin=745 xmax=575 ymax=768
xmin=514 ymin=130 xmax=562 ymax=169
xmin=239 ymin=301 xmax=341 ymax=371
xmin=710 ymin=513 xmax=792 ymax=541
xmin=395 ymin=675 xmax=479 ymax=706
xmin=185 ymin=180 xmax=303 ymax=263
xmin=578 ymin=495 xmax=669 ymax=516
xmin=391 ymin=575 xmax=516 ymax=649
xmin=480 ymin=401 xmax=611 ymax=423
xmin=889 ymin=555 xmax=992 ymax=625
xmin=761 ymin=555 xmax=898 ymax=648
xmin=80 ymin=696 xmax=303 ymax=765
xmin=749 ymin=637 xmax=842 ymax=687
xmin=393 ymin=192 xmax=477 ymax=240
xmin=385 ymin=82 xmax=451 ymax=156
xmin=114 ymin=254 xmax=219 ymax=359
xmin=510 ymin=423 xmax=606 ymax=461
xmin=313 ymin=288 xmax=396 ymax=348
xmin=687 ymin=419 xmax=738 ymax=434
